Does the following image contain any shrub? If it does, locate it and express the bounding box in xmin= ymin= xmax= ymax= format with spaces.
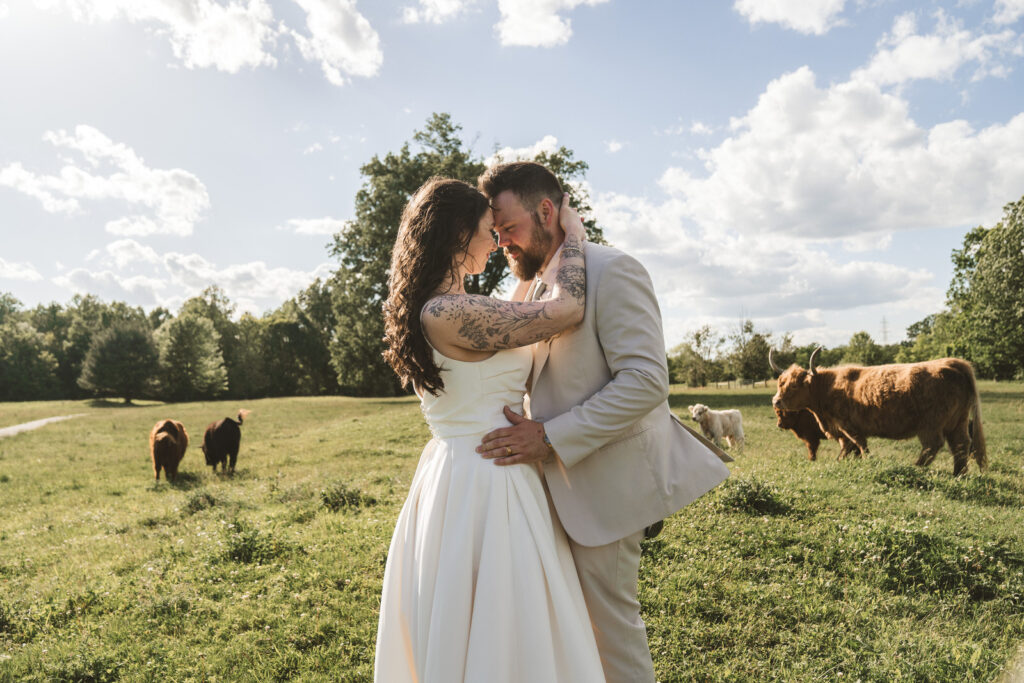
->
xmin=184 ymin=491 xmax=217 ymax=514
xmin=874 ymin=465 xmax=935 ymax=491
xmin=320 ymin=483 xmax=377 ymax=512
xmin=223 ymin=519 xmax=289 ymax=564
xmin=717 ymin=476 xmax=791 ymax=515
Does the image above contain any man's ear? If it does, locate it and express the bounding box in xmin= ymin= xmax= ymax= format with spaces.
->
xmin=538 ymin=197 xmax=557 ymax=229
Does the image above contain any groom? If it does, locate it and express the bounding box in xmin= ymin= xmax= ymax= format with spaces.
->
xmin=476 ymin=161 xmax=731 ymax=683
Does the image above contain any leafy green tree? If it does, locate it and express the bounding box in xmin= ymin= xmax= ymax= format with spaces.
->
xmin=726 ymin=320 xmax=773 ymax=382
xmin=77 ymin=323 xmax=158 ymax=403
xmin=329 ymin=113 xmax=605 ymax=395
xmin=0 ymin=321 xmax=58 ymax=400
xmin=230 ymin=313 xmax=271 ymax=399
xmin=842 ymin=331 xmax=885 ymax=365
xmin=668 ymin=325 xmax=724 ymax=386
xmin=895 ymin=311 xmax=965 ymax=363
xmin=60 ymin=296 xmax=148 ymax=398
xmin=0 ymin=293 xmax=21 ymax=325
xmin=179 ymin=286 xmax=243 ymax=396
xmin=155 ymin=313 xmax=228 ymax=401
xmin=946 ymin=194 xmax=1024 ymax=379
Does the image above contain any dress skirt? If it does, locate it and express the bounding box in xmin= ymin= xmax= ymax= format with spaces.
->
xmin=374 ymin=433 xmax=605 ymax=682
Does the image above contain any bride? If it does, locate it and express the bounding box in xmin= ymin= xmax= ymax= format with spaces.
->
xmin=375 ymin=176 xmax=604 ymax=682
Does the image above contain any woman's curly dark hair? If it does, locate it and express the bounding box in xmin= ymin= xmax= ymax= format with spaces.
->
xmin=383 ymin=177 xmax=490 ymax=395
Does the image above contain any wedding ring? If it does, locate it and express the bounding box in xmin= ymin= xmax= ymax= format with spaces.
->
xmin=505 ymin=446 xmax=513 ymax=457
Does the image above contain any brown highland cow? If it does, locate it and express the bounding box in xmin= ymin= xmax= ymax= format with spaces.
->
xmin=774 ymin=406 xmax=864 ymax=461
xmin=149 ymin=419 xmax=189 ymax=481
xmin=770 ymin=349 xmax=985 ymax=476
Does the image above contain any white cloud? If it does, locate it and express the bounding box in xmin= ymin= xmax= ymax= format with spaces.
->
xmin=278 ymin=217 xmax=347 ymax=235
xmin=403 ymin=0 xmax=472 ymax=24
xmin=163 ymin=252 xmax=334 ymax=310
xmin=690 ymin=121 xmax=713 ymax=135
xmin=852 ymin=10 xmax=1023 ymax=87
xmin=659 ymin=66 xmax=1024 ymax=239
xmin=0 ymin=257 xmax=43 ymax=281
xmin=590 ymin=189 xmax=940 ymax=346
xmin=87 ymin=239 xmax=162 ymax=268
xmin=0 ymin=4 xmax=9 ymax=20
xmin=733 ymin=0 xmax=847 ymax=35
xmin=303 ymin=142 xmax=324 ymax=154
xmin=605 ymin=140 xmax=623 ymax=153
xmin=495 ymin=0 xmax=609 ymax=48
xmin=54 ymin=239 xmax=334 ymax=314
xmin=290 ymin=0 xmax=382 ymax=86
xmin=0 ymin=125 xmax=210 ymax=236
xmin=53 ymin=268 xmax=167 ymax=306
xmin=0 ymin=162 xmax=81 ymax=213
xmin=34 ymin=0 xmax=279 ymax=72
xmin=994 ymin=0 xmax=1024 ymax=25
xmin=485 ymin=134 xmax=560 ymax=165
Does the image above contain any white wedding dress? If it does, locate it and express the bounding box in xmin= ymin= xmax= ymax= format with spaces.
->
xmin=374 ymin=345 xmax=605 ymax=682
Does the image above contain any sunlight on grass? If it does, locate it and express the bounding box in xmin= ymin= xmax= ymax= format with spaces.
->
xmin=0 ymin=385 xmax=1022 ymax=680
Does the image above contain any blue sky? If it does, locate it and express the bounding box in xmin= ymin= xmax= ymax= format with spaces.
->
xmin=1 ymin=0 xmax=1023 ymax=348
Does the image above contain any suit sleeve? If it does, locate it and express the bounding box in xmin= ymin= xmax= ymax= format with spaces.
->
xmin=541 ymin=253 xmax=670 ymax=468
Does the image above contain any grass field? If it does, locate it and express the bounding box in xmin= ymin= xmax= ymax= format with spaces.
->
xmin=0 ymin=383 xmax=1022 ymax=682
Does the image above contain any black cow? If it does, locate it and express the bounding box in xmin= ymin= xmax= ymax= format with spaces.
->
xmin=201 ymin=410 xmax=250 ymax=474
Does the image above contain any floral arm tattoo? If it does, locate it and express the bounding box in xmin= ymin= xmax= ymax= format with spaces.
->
xmin=422 ymin=234 xmax=587 ymax=351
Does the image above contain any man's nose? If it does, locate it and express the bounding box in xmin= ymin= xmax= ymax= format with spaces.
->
xmin=496 ymin=232 xmax=512 ymax=247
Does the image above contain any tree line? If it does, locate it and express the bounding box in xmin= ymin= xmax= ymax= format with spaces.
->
xmin=2 ymin=114 xmax=1021 ymax=402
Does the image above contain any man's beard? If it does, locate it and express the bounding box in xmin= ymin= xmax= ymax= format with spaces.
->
xmin=505 ymin=212 xmax=554 ymax=281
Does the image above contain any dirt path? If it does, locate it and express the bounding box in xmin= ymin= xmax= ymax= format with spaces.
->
xmin=0 ymin=414 xmax=87 ymax=439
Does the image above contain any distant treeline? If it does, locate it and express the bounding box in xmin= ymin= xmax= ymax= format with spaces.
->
xmin=0 ymin=284 xmax=340 ymax=403
xmin=669 ymin=193 xmax=1024 ymax=386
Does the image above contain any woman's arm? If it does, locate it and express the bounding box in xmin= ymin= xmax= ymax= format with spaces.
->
xmin=422 ymin=194 xmax=586 ymax=353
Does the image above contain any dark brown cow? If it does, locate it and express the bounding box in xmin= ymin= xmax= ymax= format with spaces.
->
xmin=774 ymin=406 xmax=863 ymax=461
xmin=201 ymin=410 xmax=250 ymax=474
xmin=770 ymin=349 xmax=986 ymax=476
xmin=149 ymin=419 xmax=189 ymax=481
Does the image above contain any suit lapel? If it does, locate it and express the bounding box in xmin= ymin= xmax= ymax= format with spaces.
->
xmin=529 ymin=274 xmax=555 ymax=388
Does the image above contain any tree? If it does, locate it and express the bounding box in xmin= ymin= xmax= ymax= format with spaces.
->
xmin=230 ymin=313 xmax=271 ymax=399
xmin=59 ymin=296 xmax=148 ymax=398
xmin=77 ymin=323 xmax=158 ymax=403
xmin=726 ymin=320 xmax=773 ymax=382
xmin=895 ymin=311 xmax=965 ymax=363
xmin=328 ymin=113 xmax=606 ymax=395
xmin=0 ymin=321 xmax=58 ymax=400
xmin=0 ymin=293 xmax=21 ymax=325
xmin=842 ymin=331 xmax=885 ymax=366
xmin=946 ymin=194 xmax=1024 ymax=379
xmin=179 ymin=286 xmax=243 ymax=396
xmin=668 ymin=325 xmax=724 ymax=386
xmin=155 ymin=313 xmax=228 ymax=401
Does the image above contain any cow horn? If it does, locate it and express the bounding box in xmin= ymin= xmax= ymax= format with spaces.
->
xmin=768 ymin=348 xmax=783 ymax=374
xmin=808 ymin=346 xmax=822 ymax=375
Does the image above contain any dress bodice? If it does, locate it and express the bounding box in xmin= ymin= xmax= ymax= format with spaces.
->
xmin=420 ymin=346 xmax=532 ymax=438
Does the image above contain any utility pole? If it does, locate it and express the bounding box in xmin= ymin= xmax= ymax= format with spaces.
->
xmin=881 ymin=316 xmax=889 ymax=345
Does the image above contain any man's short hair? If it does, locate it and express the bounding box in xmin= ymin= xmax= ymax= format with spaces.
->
xmin=478 ymin=161 xmax=563 ymax=211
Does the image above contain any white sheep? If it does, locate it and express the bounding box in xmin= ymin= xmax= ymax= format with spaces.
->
xmin=687 ymin=403 xmax=744 ymax=449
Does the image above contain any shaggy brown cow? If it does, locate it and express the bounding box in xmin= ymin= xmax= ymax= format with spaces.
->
xmin=774 ymin=406 xmax=863 ymax=461
xmin=201 ymin=410 xmax=250 ymax=474
xmin=770 ymin=349 xmax=986 ymax=476
xmin=149 ymin=419 xmax=189 ymax=481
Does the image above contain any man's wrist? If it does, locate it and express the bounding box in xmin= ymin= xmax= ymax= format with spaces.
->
xmin=541 ymin=429 xmax=557 ymax=461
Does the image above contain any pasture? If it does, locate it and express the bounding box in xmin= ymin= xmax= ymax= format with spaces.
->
xmin=0 ymin=384 xmax=1022 ymax=682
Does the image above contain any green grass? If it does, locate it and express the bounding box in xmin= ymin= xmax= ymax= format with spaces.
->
xmin=1 ymin=384 xmax=1022 ymax=681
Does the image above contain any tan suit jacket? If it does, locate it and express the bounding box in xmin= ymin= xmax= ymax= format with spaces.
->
xmin=526 ymin=242 xmax=730 ymax=547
